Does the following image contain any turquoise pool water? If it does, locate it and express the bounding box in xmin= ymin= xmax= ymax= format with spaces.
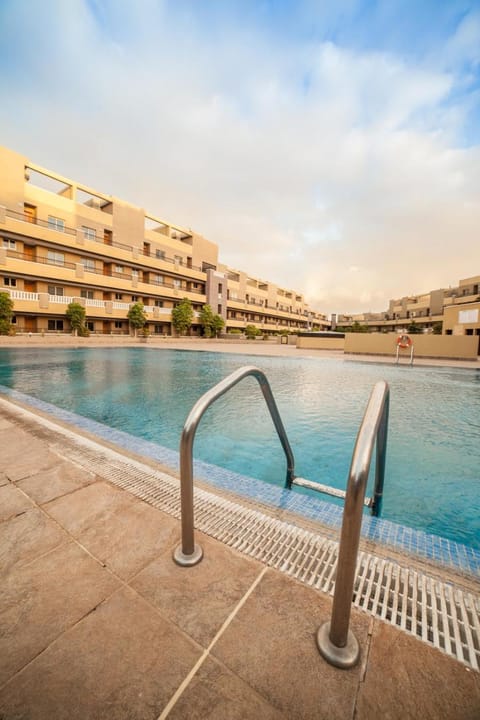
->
xmin=0 ymin=347 xmax=479 ymax=549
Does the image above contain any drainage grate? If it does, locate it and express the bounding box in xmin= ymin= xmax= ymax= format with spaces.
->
xmin=3 ymin=398 xmax=480 ymax=672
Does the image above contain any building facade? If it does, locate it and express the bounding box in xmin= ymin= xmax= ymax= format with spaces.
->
xmin=336 ymin=275 xmax=480 ymax=345
xmin=0 ymin=147 xmax=328 ymax=336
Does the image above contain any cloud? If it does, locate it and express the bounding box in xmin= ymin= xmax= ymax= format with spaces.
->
xmin=0 ymin=0 xmax=478 ymax=314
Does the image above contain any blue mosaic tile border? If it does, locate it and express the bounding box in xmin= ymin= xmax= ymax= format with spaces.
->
xmin=2 ymin=385 xmax=479 ymax=578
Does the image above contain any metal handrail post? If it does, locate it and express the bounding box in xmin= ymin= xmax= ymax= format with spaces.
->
xmin=371 ymin=391 xmax=389 ymax=516
xmin=173 ymin=365 xmax=295 ymax=567
xmin=317 ymin=381 xmax=389 ymax=668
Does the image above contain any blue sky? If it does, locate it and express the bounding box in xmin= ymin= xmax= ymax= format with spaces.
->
xmin=1 ymin=0 xmax=479 ymax=313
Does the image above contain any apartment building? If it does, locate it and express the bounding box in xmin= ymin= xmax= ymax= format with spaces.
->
xmin=0 ymin=147 xmax=328 ymax=336
xmin=336 ymin=275 xmax=480 ymax=341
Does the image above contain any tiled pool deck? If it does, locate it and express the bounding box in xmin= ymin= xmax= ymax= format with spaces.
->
xmin=1 ymin=395 xmax=480 ymax=718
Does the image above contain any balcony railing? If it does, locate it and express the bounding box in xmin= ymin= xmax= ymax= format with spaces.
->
xmin=6 ymin=289 xmax=174 ymax=317
xmin=3 ymin=207 xmax=206 ymax=277
xmin=3 ymin=248 xmax=206 ymax=297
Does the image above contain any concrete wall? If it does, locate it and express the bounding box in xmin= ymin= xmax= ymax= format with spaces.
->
xmin=0 ymin=147 xmax=28 ymax=210
xmin=296 ymin=335 xmax=345 ymax=351
xmin=343 ymin=333 xmax=478 ymax=360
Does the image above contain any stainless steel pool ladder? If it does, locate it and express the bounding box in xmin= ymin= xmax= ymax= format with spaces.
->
xmin=172 ymin=365 xmax=390 ymax=670
xmin=395 ymin=341 xmax=414 ymax=365
xmin=173 ymin=365 xmax=295 ymax=567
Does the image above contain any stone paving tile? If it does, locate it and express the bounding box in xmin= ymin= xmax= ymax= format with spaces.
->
xmin=212 ymin=568 xmax=370 ymax=720
xmin=356 ymin=620 xmax=480 ymax=720
xmin=131 ymin=532 xmax=263 ymax=647
xmin=0 ymin=427 xmax=60 ymax=483
xmin=0 ymin=541 xmax=120 ymax=686
xmin=44 ymin=480 xmax=139 ymax=535
xmin=0 ymin=586 xmax=202 ymax=720
xmin=0 ymin=485 xmax=33 ymax=522
xmin=2 ymin=447 xmax=60 ymax=484
xmin=168 ymin=656 xmax=287 ymax=720
xmin=45 ymin=481 xmax=179 ymax=580
xmin=0 ymin=508 xmax=66 ymax=573
xmin=17 ymin=461 xmax=96 ymax=505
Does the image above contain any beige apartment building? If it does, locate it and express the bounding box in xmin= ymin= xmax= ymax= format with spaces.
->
xmin=336 ymin=275 xmax=480 ymax=348
xmin=0 ymin=146 xmax=328 ymax=336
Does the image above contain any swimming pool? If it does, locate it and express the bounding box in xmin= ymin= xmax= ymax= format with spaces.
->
xmin=0 ymin=347 xmax=478 ymax=550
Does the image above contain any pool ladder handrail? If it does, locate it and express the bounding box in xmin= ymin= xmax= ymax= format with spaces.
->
xmin=317 ymin=379 xmax=389 ymax=669
xmin=173 ymin=365 xmax=295 ymax=567
xmin=172 ymin=366 xmax=390 ymax=672
xmin=395 ymin=342 xmax=414 ymax=365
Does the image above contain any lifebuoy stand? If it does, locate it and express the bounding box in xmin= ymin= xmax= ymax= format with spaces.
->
xmin=395 ymin=334 xmax=414 ymax=365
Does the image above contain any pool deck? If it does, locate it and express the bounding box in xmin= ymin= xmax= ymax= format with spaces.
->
xmin=1 ymin=401 xmax=479 ymax=718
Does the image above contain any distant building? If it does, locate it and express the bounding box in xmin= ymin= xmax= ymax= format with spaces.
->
xmin=336 ymin=276 xmax=480 ymax=342
xmin=0 ymin=146 xmax=328 ymax=335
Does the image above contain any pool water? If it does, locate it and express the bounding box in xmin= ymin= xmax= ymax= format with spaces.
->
xmin=0 ymin=347 xmax=479 ymax=549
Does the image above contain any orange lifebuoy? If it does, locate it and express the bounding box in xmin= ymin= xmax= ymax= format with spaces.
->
xmin=396 ymin=334 xmax=412 ymax=349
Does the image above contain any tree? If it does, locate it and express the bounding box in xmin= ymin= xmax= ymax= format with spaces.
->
xmin=245 ymin=324 xmax=259 ymax=339
xmin=432 ymin=322 xmax=443 ymax=335
xmin=211 ymin=314 xmax=225 ymax=338
xmin=0 ymin=291 xmax=14 ymax=335
xmin=127 ymin=302 xmax=147 ymax=336
xmin=171 ymin=297 xmax=194 ymax=336
xmin=199 ymin=304 xmax=215 ymax=337
xmin=407 ymin=320 xmax=422 ymax=334
xmin=66 ymin=302 xmax=86 ymax=336
xmin=351 ymin=321 xmax=369 ymax=333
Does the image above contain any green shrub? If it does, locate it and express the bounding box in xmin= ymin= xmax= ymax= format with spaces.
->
xmin=245 ymin=324 xmax=259 ymax=339
xmin=0 ymin=319 xmax=15 ymax=335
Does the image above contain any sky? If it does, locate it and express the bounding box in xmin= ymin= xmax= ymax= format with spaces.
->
xmin=0 ymin=0 xmax=479 ymax=315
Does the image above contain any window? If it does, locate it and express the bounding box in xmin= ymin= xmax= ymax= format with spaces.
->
xmin=114 ymin=321 xmax=123 ymax=329
xmin=82 ymin=226 xmax=96 ymax=241
xmin=3 ymin=277 xmax=17 ymax=287
xmin=82 ymin=257 xmax=95 ymax=271
xmin=115 ymin=293 xmax=123 ymax=300
xmin=47 ymin=250 xmax=65 ymax=266
xmin=132 ymin=295 xmax=139 ymax=302
xmin=218 ymin=283 xmax=223 ymax=294
xmin=154 ymin=299 xmax=164 ymax=307
xmin=86 ymin=321 xmax=95 ymax=332
xmin=174 ymin=255 xmax=183 ymax=266
xmin=114 ymin=265 xmax=124 ymax=274
xmin=155 ymin=249 xmax=166 ymax=260
xmin=218 ymin=305 xmax=222 ymax=314
xmin=48 ymin=285 xmax=64 ymax=296
xmin=48 ymin=319 xmax=64 ymax=331
xmin=173 ymin=278 xmax=181 ymax=289
xmin=2 ymin=238 xmax=16 ymax=249
xmin=154 ymin=274 xmax=164 ymax=285
xmin=80 ymin=289 xmax=94 ymax=299
xmin=132 ymin=269 xmax=139 ymax=282
xmin=48 ymin=216 xmax=65 ymax=232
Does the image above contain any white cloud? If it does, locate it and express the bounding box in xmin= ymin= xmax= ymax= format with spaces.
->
xmin=0 ymin=1 xmax=478 ymax=315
